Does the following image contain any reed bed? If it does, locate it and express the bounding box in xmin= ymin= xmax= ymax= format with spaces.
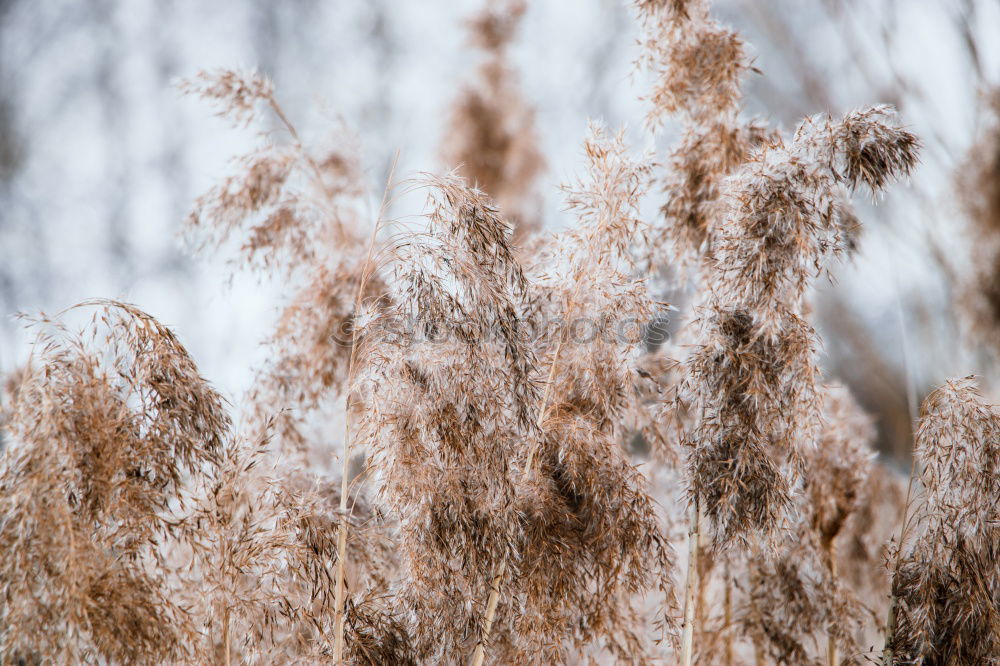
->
xmin=3 ymin=0 xmax=999 ymax=664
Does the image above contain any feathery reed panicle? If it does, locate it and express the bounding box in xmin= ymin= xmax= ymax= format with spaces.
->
xmin=0 ymin=301 xmax=401 ymax=664
xmin=506 ymin=126 xmax=677 ymax=662
xmin=1 ymin=10 xmax=958 ymax=665
xmin=182 ymin=69 xmax=380 ymax=455
xmin=182 ymin=70 xmax=407 ymax=663
xmin=632 ymin=5 xmax=765 ymax=654
xmin=357 ymin=174 xmax=537 ymax=663
xmin=638 ymin=5 xmax=919 ymax=661
xmin=0 ymin=300 xmax=227 ymax=664
xmin=180 ymin=432 xmax=403 ymax=664
xmin=686 ymin=106 xmax=918 ymax=547
xmin=742 ymin=386 xmax=874 ymax=665
xmin=635 ymin=0 xmax=775 ymax=264
xmin=635 ymin=0 xmax=744 ymax=126
xmin=885 ymin=377 xmax=1000 ymax=665
xmin=441 ymin=0 xmax=544 ymax=242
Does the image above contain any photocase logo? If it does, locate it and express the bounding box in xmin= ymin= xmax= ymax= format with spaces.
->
xmin=330 ymin=311 xmax=673 ymax=348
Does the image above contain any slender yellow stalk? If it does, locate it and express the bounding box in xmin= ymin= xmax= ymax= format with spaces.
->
xmin=680 ymin=497 xmax=701 ymax=666
xmin=696 ymin=517 xmax=708 ymax=640
xmin=469 ymin=561 xmax=507 ymax=666
xmin=221 ymin=604 xmax=230 ymax=666
xmin=825 ymin=540 xmax=838 ymax=666
xmin=724 ymin=570 xmax=733 ymax=666
xmin=331 ymin=412 xmax=353 ymax=663
xmin=333 ymin=155 xmax=398 ymax=664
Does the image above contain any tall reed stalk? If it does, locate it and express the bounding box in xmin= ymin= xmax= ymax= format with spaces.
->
xmin=825 ymin=541 xmax=838 ymax=666
xmin=679 ymin=498 xmax=700 ymax=666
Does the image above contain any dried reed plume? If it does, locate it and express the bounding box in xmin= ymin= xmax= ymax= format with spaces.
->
xmin=0 ymin=301 xmax=401 ymax=664
xmin=182 ymin=68 xmax=379 ymax=456
xmin=678 ymin=107 xmax=915 ymax=657
xmin=182 ymin=70 xmax=404 ymax=663
xmin=0 ymin=301 xmax=224 ymax=663
xmin=635 ymin=0 xmax=774 ymax=264
xmin=357 ymin=174 xmax=537 ymax=663
xmin=4 ymin=4 xmax=970 ymax=665
xmin=510 ymin=126 xmax=678 ymax=662
xmin=742 ymin=386 xmax=874 ymax=665
xmin=635 ymin=2 xmax=918 ymax=662
xmin=686 ymin=105 xmax=918 ymax=548
xmin=884 ymin=377 xmax=1000 ymax=665
xmin=185 ymin=434 xmax=401 ymax=664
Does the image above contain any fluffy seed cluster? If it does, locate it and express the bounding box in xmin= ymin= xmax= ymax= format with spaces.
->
xmin=888 ymin=377 xmax=1000 ymax=665
xmin=636 ymin=0 xmax=774 ymax=263
xmin=516 ymin=127 xmax=677 ymax=662
xmin=0 ymin=302 xmax=399 ymax=664
xmin=356 ymin=175 xmax=536 ymax=663
xmin=741 ymin=387 xmax=875 ymax=664
xmin=182 ymin=68 xmax=376 ymax=456
xmin=686 ymin=105 xmax=918 ymax=547
xmin=0 ymin=301 xmax=224 ymax=663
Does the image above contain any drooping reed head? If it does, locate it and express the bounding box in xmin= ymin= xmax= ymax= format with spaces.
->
xmin=0 ymin=300 xmax=227 ymax=663
xmin=182 ymin=68 xmax=379 ymax=455
xmin=356 ymin=173 xmax=537 ymax=662
xmin=181 ymin=432 xmax=403 ymax=664
xmin=742 ymin=386 xmax=875 ymax=664
xmin=686 ymin=107 xmax=918 ymax=548
xmin=635 ymin=0 xmax=775 ymax=266
xmin=635 ymin=0 xmax=747 ymax=128
xmin=512 ymin=126 xmax=678 ymax=662
xmin=888 ymin=377 xmax=1000 ymax=664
